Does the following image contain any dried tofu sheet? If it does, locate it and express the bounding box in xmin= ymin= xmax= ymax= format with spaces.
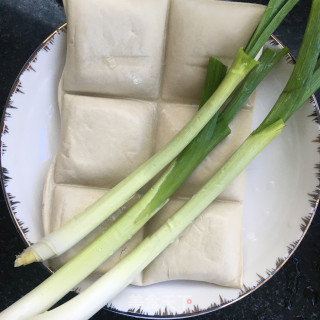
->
xmin=43 ymin=0 xmax=265 ymax=289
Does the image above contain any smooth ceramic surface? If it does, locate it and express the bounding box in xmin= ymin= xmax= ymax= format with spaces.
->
xmin=0 ymin=27 xmax=319 ymax=318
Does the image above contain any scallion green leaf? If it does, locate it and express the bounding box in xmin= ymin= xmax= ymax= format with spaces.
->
xmin=245 ymin=0 xmax=299 ymax=58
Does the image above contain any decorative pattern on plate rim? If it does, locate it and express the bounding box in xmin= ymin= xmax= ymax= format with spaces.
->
xmin=0 ymin=26 xmax=319 ymax=318
xmin=0 ymin=24 xmax=67 ymax=250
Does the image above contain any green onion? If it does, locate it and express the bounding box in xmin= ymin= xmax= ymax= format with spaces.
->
xmin=15 ymin=0 xmax=295 ymax=267
xmin=245 ymin=0 xmax=287 ymax=51
xmin=1 ymin=47 xmax=288 ymax=320
xmin=27 ymin=2 xmax=320 ymax=316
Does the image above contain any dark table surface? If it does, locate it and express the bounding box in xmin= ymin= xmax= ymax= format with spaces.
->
xmin=0 ymin=0 xmax=319 ymax=319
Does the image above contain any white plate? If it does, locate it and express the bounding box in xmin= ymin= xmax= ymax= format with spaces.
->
xmin=1 ymin=25 xmax=319 ymax=318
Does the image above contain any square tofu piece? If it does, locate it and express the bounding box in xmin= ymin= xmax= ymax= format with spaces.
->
xmin=162 ymin=0 xmax=265 ymax=103
xmin=155 ymin=102 xmax=255 ymax=201
xmin=141 ymin=198 xmax=243 ymax=288
xmin=63 ymin=0 xmax=170 ymax=99
xmin=47 ymin=184 xmax=143 ymax=280
xmin=54 ymin=94 xmax=157 ymax=188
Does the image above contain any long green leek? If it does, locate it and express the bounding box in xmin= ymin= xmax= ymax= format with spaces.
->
xmin=245 ymin=0 xmax=299 ymax=58
xmin=15 ymin=0 xmax=296 ymax=266
xmin=28 ymin=0 xmax=320 ymax=313
xmin=0 ymin=47 xmax=288 ymax=320
xmin=245 ymin=0 xmax=287 ymax=52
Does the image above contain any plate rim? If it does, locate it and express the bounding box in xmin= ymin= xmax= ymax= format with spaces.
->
xmin=0 ymin=23 xmax=67 ymax=250
xmin=0 ymin=25 xmax=319 ymax=318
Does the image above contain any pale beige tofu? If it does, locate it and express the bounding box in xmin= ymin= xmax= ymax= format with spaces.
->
xmin=155 ymin=104 xmax=199 ymax=152
xmin=140 ymin=198 xmax=243 ymax=288
xmin=154 ymin=102 xmax=255 ymax=201
xmin=54 ymin=94 xmax=157 ymax=188
xmin=47 ymin=184 xmax=143 ymax=282
xmin=43 ymin=0 xmax=267 ymax=288
xmin=63 ymin=0 xmax=170 ymax=99
xmin=162 ymin=0 xmax=265 ymax=103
